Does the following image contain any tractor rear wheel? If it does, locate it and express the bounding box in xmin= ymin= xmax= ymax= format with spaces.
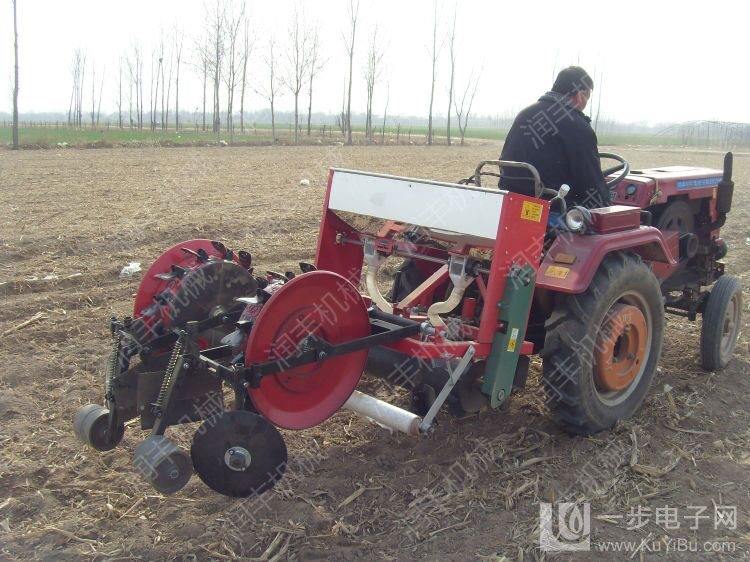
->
xmin=700 ymin=275 xmax=742 ymax=371
xmin=541 ymin=253 xmax=664 ymax=435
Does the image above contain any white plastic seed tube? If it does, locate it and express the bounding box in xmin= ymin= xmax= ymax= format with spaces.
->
xmin=362 ymin=238 xmax=394 ymax=314
xmin=427 ymin=284 xmax=469 ymax=328
xmin=365 ymin=267 xmax=394 ymax=314
xmin=343 ymin=390 xmax=422 ymax=435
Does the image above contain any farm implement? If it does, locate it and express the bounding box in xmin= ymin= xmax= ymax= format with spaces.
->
xmin=74 ymin=152 xmax=741 ymax=497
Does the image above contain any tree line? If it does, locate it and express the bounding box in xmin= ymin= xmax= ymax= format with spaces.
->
xmin=10 ymin=0 xmax=482 ymax=147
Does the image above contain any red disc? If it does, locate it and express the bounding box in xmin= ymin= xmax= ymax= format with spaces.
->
xmin=246 ymin=271 xmax=370 ymax=430
xmin=133 ymin=239 xmax=227 ymax=317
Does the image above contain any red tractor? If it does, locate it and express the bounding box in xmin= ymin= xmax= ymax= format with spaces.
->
xmin=74 ymin=152 xmax=741 ymax=498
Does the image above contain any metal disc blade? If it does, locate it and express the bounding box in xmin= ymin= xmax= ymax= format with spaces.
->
xmin=166 ymin=260 xmax=257 ymax=327
xmin=135 ymin=239 xmax=226 ymax=317
xmin=191 ymin=410 xmax=287 ymax=498
xmin=131 ymin=239 xmax=256 ymax=347
xmin=134 ymin=239 xmax=257 ymax=321
xmin=245 ymin=271 xmax=370 ymax=430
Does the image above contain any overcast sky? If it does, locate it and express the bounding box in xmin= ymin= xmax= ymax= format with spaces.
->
xmin=0 ymin=0 xmax=747 ymax=124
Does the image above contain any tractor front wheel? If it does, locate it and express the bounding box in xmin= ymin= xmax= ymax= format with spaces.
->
xmin=700 ymin=275 xmax=742 ymax=371
xmin=541 ymin=253 xmax=664 ymax=435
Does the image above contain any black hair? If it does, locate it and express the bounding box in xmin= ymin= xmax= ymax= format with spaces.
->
xmin=551 ymin=66 xmax=594 ymax=96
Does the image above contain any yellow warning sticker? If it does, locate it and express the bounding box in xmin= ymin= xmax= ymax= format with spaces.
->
xmin=507 ymin=327 xmax=519 ymax=352
xmin=545 ymin=265 xmax=570 ymax=279
xmin=520 ymin=201 xmax=544 ymax=222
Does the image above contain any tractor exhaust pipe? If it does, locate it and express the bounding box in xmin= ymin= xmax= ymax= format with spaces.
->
xmin=717 ymin=151 xmax=734 ymax=215
xmin=343 ymin=390 xmax=422 ymax=435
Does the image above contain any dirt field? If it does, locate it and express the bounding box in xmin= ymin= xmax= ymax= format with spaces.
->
xmin=1 ymin=144 xmax=748 ymax=560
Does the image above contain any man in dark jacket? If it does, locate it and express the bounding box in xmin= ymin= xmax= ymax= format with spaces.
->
xmin=500 ymin=66 xmax=609 ymax=208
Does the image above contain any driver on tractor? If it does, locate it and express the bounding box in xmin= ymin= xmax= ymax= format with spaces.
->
xmin=500 ymin=66 xmax=610 ymax=208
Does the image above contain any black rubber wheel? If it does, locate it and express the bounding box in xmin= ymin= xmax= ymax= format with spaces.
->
xmin=73 ymin=404 xmax=125 ymax=452
xmin=133 ymin=435 xmax=193 ymax=494
xmin=541 ymin=253 xmax=664 ymax=435
xmin=191 ymin=410 xmax=287 ymax=498
xmin=656 ymin=200 xmax=695 ymax=234
xmin=700 ymin=275 xmax=742 ymax=371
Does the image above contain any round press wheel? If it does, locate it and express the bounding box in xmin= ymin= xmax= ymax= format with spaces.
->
xmin=700 ymin=275 xmax=742 ymax=371
xmin=73 ymin=404 xmax=125 ymax=452
xmin=133 ymin=436 xmax=193 ymax=495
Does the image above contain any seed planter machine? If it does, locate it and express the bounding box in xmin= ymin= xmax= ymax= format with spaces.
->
xmin=74 ymin=153 xmax=741 ymax=498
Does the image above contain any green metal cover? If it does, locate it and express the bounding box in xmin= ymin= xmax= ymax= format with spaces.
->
xmin=481 ymin=264 xmax=536 ymax=408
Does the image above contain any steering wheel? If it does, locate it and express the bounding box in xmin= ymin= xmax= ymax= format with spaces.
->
xmin=599 ymin=152 xmax=630 ymax=190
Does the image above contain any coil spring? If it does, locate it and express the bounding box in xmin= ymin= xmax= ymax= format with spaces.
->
xmin=154 ymin=335 xmax=184 ymax=413
xmin=105 ymin=332 xmax=122 ymax=400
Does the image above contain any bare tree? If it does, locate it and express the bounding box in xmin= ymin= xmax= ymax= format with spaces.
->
xmin=593 ymin=71 xmax=604 ymax=133
xmin=255 ymin=40 xmax=281 ymax=142
xmin=162 ymin=39 xmax=174 ymax=130
xmin=174 ymin=29 xmax=184 ymax=131
xmin=68 ymin=49 xmax=86 ymax=128
xmin=426 ymin=0 xmax=440 ymax=145
xmin=127 ymin=71 xmax=133 ymax=128
xmin=77 ymin=55 xmax=86 ymax=127
xmin=126 ymin=44 xmax=144 ymax=129
xmin=454 ymin=70 xmax=479 ymax=146
xmin=381 ymin=83 xmax=389 ymax=143
xmin=67 ymin=88 xmax=74 ymax=128
xmin=148 ymin=48 xmax=162 ymax=131
xmin=337 ymin=74 xmax=347 ymax=136
xmin=206 ymin=1 xmax=226 ymax=133
xmin=343 ymin=0 xmax=360 ymax=145
xmin=363 ymin=26 xmax=383 ymax=143
xmin=306 ymin=27 xmax=324 ymax=136
xmin=193 ymin=42 xmax=209 ymax=131
xmin=138 ymin=50 xmax=144 ymax=128
xmin=77 ymin=52 xmax=86 ymax=128
xmin=283 ymin=8 xmax=311 ymax=144
xmin=445 ymin=9 xmax=456 ymax=146
xmin=223 ymin=1 xmax=246 ymax=140
xmin=160 ymin=41 xmax=166 ymax=129
xmin=117 ymin=56 xmax=124 ymax=128
xmin=201 ymin=53 xmax=208 ymax=131
xmin=96 ymin=68 xmax=105 ymax=126
xmin=238 ymin=16 xmax=253 ymax=134
xmin=11 ymin=0 xmax=19 ymax=149
xmin=90 ymin=64 xmax=98 ymax=127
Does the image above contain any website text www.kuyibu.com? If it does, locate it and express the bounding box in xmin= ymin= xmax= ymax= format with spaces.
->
xmin=596 ymin=538 xmax=738 ymax=554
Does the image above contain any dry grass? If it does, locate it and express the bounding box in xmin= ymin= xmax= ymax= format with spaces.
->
xmin=0 ymin=145 xmax=748 ymax=560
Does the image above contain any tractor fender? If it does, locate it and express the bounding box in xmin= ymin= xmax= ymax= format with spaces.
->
xmin=536 ymin=226 xmax=678 ymax=294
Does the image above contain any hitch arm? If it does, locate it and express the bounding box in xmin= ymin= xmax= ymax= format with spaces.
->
xmin=241 ymin=312 xmax=420 ymax=387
